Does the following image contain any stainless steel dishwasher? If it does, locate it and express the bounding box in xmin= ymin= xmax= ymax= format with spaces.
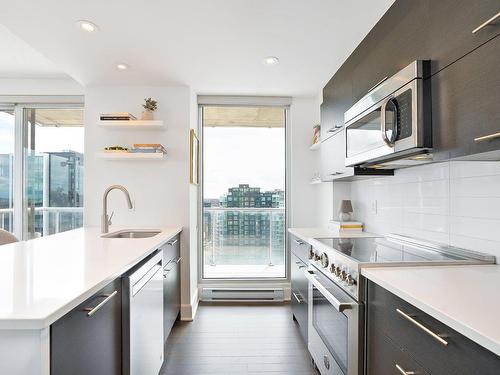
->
xmin=122 ymin=250 xmax=164 ymax=375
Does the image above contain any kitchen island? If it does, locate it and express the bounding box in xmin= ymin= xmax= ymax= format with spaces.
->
xmin=0 ymin=226 xmax=182 ymax=375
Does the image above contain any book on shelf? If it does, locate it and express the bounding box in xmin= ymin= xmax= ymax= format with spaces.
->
xmin=100 ymin=112 xmax=137 ymax=121
xmin=132 ymin=143 xmax=167 ymax=154
xmin=328 ymin=220 xmax=363 ymax=232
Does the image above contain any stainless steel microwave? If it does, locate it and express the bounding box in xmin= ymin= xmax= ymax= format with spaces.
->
xmin=344 ymin=60 xmax=432 ymax=168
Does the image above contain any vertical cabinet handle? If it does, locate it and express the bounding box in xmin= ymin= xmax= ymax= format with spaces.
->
xmin=472 ymin=11 xmax=500 ymax=34
xmin=83 ymin=291 xmax=118 ymax=317
xmin=396 ymin=309 xmax=448 ymax=346
xmin=395 ymin=364 xmax=416 ymax=375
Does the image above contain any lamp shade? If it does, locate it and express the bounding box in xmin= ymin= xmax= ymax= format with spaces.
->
xmin=339 ymin=200 xmax=353 ymax=213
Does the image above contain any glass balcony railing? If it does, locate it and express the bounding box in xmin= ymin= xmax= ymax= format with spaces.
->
xmin=0 ymin=206 xmax=83 ymax=238
xmin=202 ymin=207 xmax=285 ymax=278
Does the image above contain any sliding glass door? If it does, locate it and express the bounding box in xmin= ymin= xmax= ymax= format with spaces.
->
xmin=0 ymin=107 xmax=15 ymax=234
xmin=201 ymin=105 xmax=287 ymax=279
xmin=23 ymin=107 xmax=84 ymax=239
xmin=0 ymin=103 xmax=84 ymax=240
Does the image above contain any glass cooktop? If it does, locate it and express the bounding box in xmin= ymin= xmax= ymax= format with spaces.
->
xmin=315 ymin=237 xmax=471 ymax=264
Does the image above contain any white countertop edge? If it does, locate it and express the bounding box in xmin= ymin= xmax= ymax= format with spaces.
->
xmin=0 ymin=226 xmax=182 ymax=330
xmin=362 ymin=268 xmax=500 ymax=357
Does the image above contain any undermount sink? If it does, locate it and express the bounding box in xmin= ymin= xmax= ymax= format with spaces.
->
xmin=102 ymin=230 xmax=161 ymax=239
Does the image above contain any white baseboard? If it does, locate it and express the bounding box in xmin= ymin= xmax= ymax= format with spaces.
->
xmin=180 ymin=287 xmax=199 ymax=321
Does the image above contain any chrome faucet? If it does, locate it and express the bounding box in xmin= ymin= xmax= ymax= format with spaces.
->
xmin=101 ymin=185 xmax=133 ymax=233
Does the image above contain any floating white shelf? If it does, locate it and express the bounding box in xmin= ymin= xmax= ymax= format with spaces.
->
xmin=309 ymin=142 xmax=321 ymax=151
xmin=310 ymin=178 xmax=322 ymax=185
xmin=97 ymin=152 xmax=166 ymax=160
xmin=99 ymin=120 xmax=164 ymax=129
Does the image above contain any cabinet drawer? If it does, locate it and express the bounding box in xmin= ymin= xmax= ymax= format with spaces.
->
xmin=367 ymin=329 xmax=429 ymax=375
xmin=290 ymin=235 xmax=311 ymax=263
xmin=367 ymin=282 xmax=500 ymax=375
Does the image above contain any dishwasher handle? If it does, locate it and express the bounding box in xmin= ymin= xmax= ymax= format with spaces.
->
xmin=132 ymin=262 xmax=162 ymax=296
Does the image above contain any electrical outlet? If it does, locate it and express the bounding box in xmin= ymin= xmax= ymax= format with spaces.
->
xmin=371 ymin=200 xmax=378 ymax=215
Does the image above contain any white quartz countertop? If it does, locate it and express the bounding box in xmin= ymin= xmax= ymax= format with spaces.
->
xmin=288 ymin=227 xmax=381 ymax=243
xmin=0 ymin=226 xmax=182 ymax=330
xmin=362 ymin=265 xmax=500 ymax=357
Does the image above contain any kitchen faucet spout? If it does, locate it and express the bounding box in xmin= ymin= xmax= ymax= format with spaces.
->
xmin=101 ymin=185 xmax=133 ymax=233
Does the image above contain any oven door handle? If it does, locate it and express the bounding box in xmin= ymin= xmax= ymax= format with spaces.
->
xmin=304 ymin=270 xmax=354 ymax=313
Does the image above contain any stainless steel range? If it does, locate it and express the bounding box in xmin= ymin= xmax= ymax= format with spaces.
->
xmin=304 ymin=234 xmax=495 ymax=375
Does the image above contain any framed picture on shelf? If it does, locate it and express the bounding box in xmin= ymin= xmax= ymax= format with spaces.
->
xmin=189 ymin=129 xmax=199 ymax=185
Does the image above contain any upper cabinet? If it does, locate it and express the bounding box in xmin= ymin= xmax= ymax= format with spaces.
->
xmin=428 ymin=0 xmax=500 ymax=75
xmin=432 ymin=35 xmax=500 ymax=160
xmin=351 ymin=0 xmax=432 ymax=102
xmin=320 ymin=65 xmax=353 ymax=141
xmin=321 ymin=0 xmax=500 ymax=164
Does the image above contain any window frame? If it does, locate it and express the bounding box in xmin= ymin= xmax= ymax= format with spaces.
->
xmin=0 ymin=99 xmax=84 ymax=239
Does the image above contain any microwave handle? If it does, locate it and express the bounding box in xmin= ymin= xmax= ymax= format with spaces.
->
xmin=304 ymin=270 xmax=354 ymax=312
xmin=380 ymin=98 xmax=393 ymax=147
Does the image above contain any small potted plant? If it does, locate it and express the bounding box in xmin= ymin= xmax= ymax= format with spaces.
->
xmin=141 ymin=97 xmax=158 ymax=120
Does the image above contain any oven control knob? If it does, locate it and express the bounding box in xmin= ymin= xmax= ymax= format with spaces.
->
xmin=334 ymin=266 xmax=342 ymax=277
xmin=314 ymin=253 xmax=321 ymax=261
xmin=320 ymin=253 xmax=329 ymax=268
xmin=308 ymin=249 xmax=315 ymax=259
xmin=329 ymin=263 xmax=336 ymax=273
xmin=346 ymin=275 xmax=357 ymax=286
xmin=340 ymin=270 xmax=348 ymax=281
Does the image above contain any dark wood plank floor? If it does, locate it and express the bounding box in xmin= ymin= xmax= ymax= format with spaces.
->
xmin=160 ymin=303 xmax=316 ymax=375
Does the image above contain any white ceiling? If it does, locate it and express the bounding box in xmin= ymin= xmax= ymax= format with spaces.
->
xmin=0 ymin=24 xmax=67 ymax=78
xmin=0 ymin=0 xmax=394 ymax=95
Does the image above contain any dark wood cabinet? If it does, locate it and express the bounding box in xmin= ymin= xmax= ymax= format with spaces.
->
xmin=162 ymin=235 xmax=180 ymax=342
xmin=432 ymin=35 xmax=500 ymax=160
xmin=291 ymin=252 xmax=308 ymax=343
xmin=290 ymin=235 xmax=310 ymax=343
xmin=428 ymin=0 xmax=500 ymax=75
xmin=321 ymin=66 xmax=353 ymax=141
xmin=51 ymin=278 xmax=122 ymax=375
xmin=366 ymin=281 xmax=500 ymax=375
xmin=351 ymin=0 xmax=432 ymax=102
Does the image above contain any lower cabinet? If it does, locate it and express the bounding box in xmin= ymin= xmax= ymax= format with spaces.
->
xmin=51 ymin=278 xmax=122 ymax=375
xmin=366 ymin=281 xmax=500 ymax=375
xmin=162 ymin=234 xmax=181 ymax=342
xmin=291 ymin=252 xmax=309 ymax=343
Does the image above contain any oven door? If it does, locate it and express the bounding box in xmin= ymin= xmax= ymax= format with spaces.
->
xmin=306 ymin=268 xmax=362 ymax=375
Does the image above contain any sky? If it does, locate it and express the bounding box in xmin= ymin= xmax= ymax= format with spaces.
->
xmin=0 ymin=111 xmax=84 ymax=154
xmin=203 ymin=127 xmax=285 ymax=199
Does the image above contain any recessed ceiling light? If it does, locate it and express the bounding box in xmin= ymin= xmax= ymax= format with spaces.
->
xmin=76 ymin=20 xmax=98 ymax=33
xmin=116 ymin=63 xmax=129 ymax=70
xmin=264 ymin=56 xmax=279 ymax=65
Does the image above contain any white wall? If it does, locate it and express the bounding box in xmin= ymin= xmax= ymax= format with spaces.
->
xmin=84 ymin=85 xmax=198 ymax=318
xmin=347 ymin=161 xmax=500 ymax=261
xmin=289 ymin=97 xmax=333 ymax=227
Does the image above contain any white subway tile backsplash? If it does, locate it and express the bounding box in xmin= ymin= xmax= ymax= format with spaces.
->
xmin=346 ymin=160 xmax=500 ymax=262
xmin=450 ymin=161 xmax=500 ymax=179
xmin=450 ymin=175 xmax=500 ymax=198
xmin=451 ymin=197 xmax=500 ymax=220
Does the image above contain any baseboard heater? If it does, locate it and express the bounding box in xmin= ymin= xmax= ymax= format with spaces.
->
xmin=201 ymin=288 xmax=284 ymax=302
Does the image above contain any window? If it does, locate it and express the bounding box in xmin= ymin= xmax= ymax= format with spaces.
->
xmin=201 ymin=105 xmax=286 ymax=279
xmin=0 ymin=104 xmax=84 ymax=240
xmin=0 ymin=108 xmax=15 ymax=234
